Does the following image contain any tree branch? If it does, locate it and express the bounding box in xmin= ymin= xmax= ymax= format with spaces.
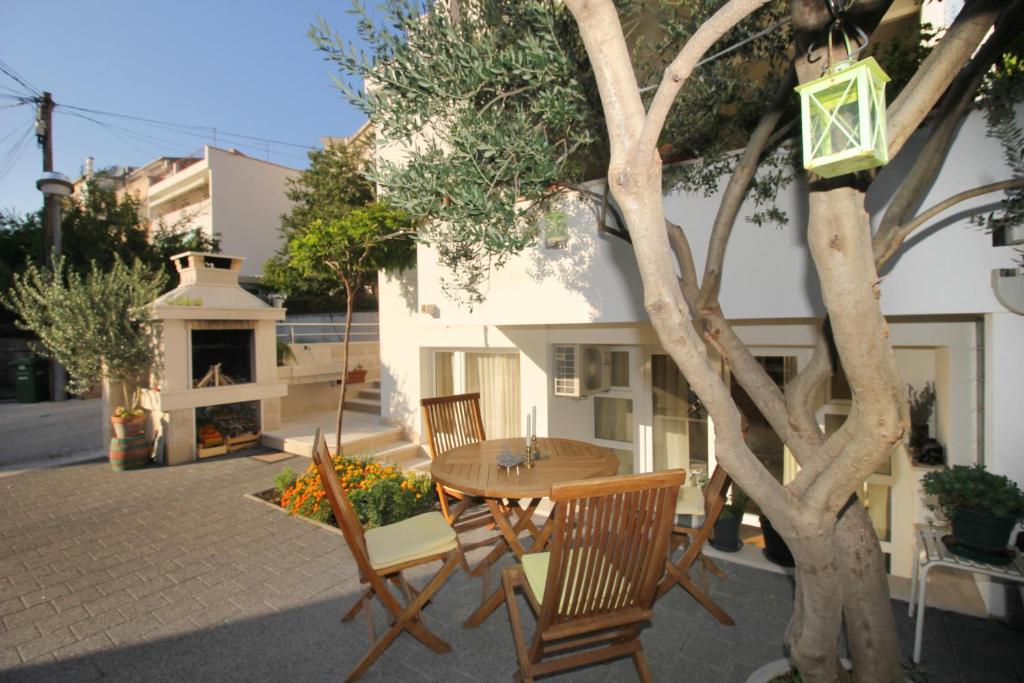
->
xmin=875 ymin=2 xmax=1024 ymax=267
xmin=637 ymin=0 xmax=772 ymax=162
xmin=876 ymin=179 xmax=1024 ymax=267
xmin=886 ymin=0 xmax=1005 ymax=159
xmin=699 ymin=67 xmax=796 ymax=308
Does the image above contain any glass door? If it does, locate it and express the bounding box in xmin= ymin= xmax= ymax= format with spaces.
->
xmin=650 ymin=354 xmax=710 ymax=485
xmin=430 ymin=350 xmax=521 ymax=438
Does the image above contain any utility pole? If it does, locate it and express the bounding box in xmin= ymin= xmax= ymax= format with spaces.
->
xmin=36 ymin=91 xmax=67 ymax=401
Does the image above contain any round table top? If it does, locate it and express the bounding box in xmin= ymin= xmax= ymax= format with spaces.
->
xmin=430 ymin=437 xmax=620 ymax=499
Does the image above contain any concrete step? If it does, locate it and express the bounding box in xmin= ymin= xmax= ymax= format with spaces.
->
xmin=365 ymin=439 xmax=421 ymax=465
xmin=343 ymin=397 xmax=380 ymax=415
xmin=358 ymin=387 xmax=380 ymax=401
xmin=263 ymin=423 xmax=404 ymax=458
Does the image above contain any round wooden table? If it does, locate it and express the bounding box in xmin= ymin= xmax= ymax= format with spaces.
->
xmin=431 ymin=437 xmax=619 ymax=626
xmin=430 ymin=436 xmax=620 ymax=500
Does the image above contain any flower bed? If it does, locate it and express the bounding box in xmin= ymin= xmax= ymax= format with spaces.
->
xmin=275 ymin=455 xmax=436 ymax=528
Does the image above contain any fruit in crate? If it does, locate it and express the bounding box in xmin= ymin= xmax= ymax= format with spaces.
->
xmin=197 ymin=424 xmax=224 ymax=447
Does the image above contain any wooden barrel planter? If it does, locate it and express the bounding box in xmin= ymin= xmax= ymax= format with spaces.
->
xmin=109 ymin=435 xmax=150 ymax=471
xmin=111 ymin=414 xmax=146 ymax=438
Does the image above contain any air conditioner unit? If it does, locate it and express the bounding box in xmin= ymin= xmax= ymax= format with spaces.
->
xmin=553 ymin=344 xmax=610 ymax=398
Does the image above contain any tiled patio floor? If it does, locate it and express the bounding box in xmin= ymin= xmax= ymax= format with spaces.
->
xmin=1 ymin=453 xmax=1021 ymax=682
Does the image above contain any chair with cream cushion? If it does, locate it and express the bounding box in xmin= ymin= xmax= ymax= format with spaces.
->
xmin=656 ymin=464 xmax=735 ymax=625
xmin=501 ymin=470 xmax=685 ymax=682
xmin=310 ymin=428 xmax=465 ymax=682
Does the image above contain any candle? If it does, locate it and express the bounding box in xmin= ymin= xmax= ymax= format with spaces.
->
xmin=532 ymin=406 xmax=538 ymax=438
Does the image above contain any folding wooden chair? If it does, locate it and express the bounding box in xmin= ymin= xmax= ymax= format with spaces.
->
xmin=310 ymin=429 xmax=465 ymax=682
xmin=502 ymin=469 xmax=686 ymax=682
xmin=655 ymin=464 xmax=735 ymax=625
xmin=421 ymin=393 xmax=502 ymax=550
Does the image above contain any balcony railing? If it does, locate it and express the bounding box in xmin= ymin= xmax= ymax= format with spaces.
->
xmin=276 ymin=321 xmax=379 ymax=344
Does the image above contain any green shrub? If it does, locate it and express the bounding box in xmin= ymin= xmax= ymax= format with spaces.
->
xmin=279 ymin=455 xmax=436 ymax=527
xmin=274 ymin=467 xmax=298 ymax=496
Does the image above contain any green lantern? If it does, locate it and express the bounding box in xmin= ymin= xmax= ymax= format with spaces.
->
xmin=795 ymin=56 xmax=890 ymax=178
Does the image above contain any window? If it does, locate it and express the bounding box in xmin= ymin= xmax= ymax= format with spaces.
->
xmin=651 ymin=354 xmax=707 ymax=476
xmin=594 ymin=397 xmax=633 ymax=443
xmin=610 ymin=351 xmax=629 ymax=388
xmin=430 ymin=350 xmax=521 ymax=438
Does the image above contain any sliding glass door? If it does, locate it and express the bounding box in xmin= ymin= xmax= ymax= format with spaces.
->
xmin=431 ymin=350 xmax=521 ymax=438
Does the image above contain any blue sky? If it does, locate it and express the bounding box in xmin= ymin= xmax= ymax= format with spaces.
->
xmin=0 ymin=0 xmax=370 ymax=215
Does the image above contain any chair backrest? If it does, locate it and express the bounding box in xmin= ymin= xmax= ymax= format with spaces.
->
xmin=420 ymin=392 xmax=486 ymax=461
xmin=539 ymin=469 xmax=686 ymax=627
xmin=701 ymin=465 xmax=733 ymax=522
xmin=311 ymin=429 xmax=372 ymax=575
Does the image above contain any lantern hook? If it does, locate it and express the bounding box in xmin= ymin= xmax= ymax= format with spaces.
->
xmin=806 ymin=2 xmax=869 ymax=73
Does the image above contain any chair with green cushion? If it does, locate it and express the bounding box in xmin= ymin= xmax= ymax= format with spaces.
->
xmin=501 ymin=469 xmax=685 ymax=682
xmin=310 ymin=428 xmax=465 ymax=682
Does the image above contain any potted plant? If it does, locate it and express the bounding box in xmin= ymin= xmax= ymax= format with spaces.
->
xmin=711 ymin=486 xmax=747 ymax=552
xmin=0 ymin=256 xmax=165 ymax=471
xmin=759 ymin=514 xmax=795 ymax=567
xmin=922 ymin=464 xmax=1024 ymax=562
xmin=908 ymin=382 xmax=936 ymax=451
xmin=346 ymin=364 xmax=367 ymax=384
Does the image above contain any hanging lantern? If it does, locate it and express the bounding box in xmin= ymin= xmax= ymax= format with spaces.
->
xmin=795 ymin=55 xmax=891 ymax=179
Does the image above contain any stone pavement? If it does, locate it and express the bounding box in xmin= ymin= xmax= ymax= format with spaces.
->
xmin=1 ymin=453 xmax=1021 ymax=682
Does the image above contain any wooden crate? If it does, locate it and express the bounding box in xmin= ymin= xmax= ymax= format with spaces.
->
xmin=227 ymin=432 xmax=261 ymax=452
xmin=197 ymin=444 xmax=228 ymax=459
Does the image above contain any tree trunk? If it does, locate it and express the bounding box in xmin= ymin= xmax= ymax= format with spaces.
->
xmin=835 ymin=500 xmax=904 ymax=683
xmin=335 ymin=281 xmax=355 ymax=456
xmin=783 ymin=518 xmax=847 ymax=683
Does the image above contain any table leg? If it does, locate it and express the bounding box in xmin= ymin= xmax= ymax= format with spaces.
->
xmin=912 ymin=564 xmax=931 ymax=665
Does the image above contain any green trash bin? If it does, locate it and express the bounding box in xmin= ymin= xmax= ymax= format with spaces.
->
xmin=10 ymin=356 xmax=50 ymax=403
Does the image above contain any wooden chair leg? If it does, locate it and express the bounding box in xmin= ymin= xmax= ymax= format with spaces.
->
xmin=465 ymin=582 xmax=506 ymax=627
xmin=342 ymin=587 xmax=374 ymax=622
xmin=632 ymin=649 xmax=653 ymax=683
xmin=347 ymin=620 xmax=405 ymax=682
xmin=502 ymin=567 xmax=535 ymax=683
xmin=662 ymin=561 xmax=734 ymax=625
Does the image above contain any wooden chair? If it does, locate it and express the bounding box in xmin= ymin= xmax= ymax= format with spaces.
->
xmin=421 ymin=393 xmax=499 ymax=543
xmin=310 ymin=429 xmax=464 ymax=682
xmin=502 ymin=469 xmax=686 ymax=682
xmin=655 ymin=464 xmax=735 ymax=625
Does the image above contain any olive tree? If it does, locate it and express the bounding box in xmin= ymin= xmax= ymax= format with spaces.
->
xmin=316 ymin=0 xmax=1024 ymax=679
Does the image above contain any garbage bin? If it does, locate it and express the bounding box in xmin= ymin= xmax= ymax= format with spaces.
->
xmin=10 ymin=356 xmax=50 ymax=403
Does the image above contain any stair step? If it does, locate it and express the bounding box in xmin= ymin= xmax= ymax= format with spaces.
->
xmin=368 ymin=440 xmax=421 ymax=464
xmin=343 ymin=397 xmax=381 ymax=415
xmin=358 ymin=388 xmax=381 ymax=400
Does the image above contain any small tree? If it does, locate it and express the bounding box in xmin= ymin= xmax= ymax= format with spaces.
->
xmin=264 ymin=142 xmax=376 ymax=310
xmin=287 ymin=203 xmax=416 ymax=454
xmin=0 ymin=256 xmax=166 ymax=412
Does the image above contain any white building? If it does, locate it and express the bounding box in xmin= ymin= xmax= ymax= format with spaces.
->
xmin=374 ymin=101 xmax=1023 ymax=618
xmin=120 ymin=146 xmax=300 ymax=280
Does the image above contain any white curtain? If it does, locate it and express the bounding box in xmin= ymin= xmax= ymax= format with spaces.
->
xmin=466 ymin=353 xmax=520 ymax=438
xmin=433 ymin=351 xmax=454 ymax=397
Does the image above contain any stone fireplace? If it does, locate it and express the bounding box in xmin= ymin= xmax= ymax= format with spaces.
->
xmin=143 ymin=252 xmax=286 ymax=465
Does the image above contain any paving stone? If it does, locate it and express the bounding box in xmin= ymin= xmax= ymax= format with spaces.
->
xmin=16 ymin=625 xmax=78 ymax=662
xmin=2 ymin=601 xmax=56 ymax=631
xmin=34 ymin=604 xmax=89 ymax=633
xmin=69 ymin=608 xmax=128 ymax=640
xmin=105 ymin=613 xmax=162 ymax=646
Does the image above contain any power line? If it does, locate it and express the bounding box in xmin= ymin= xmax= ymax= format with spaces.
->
xmin=58 ymin=102 xmax=317 ymax=151
xmin=0 ymin=124 xmax=35 ymax=184
xmin=0 ymin=57 xmax=41 ymax=98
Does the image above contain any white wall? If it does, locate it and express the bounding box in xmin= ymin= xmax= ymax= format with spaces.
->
xmin=208 ymin=147 xmax=299 ymax=278
xmin=412 ymin=108 xmax=1020 ymax=328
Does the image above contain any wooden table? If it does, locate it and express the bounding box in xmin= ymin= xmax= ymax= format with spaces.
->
xmin=431 ymin=437 xmax=619 ymax=625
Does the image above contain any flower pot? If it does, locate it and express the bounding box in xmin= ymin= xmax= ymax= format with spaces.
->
xmin=760 ymin=515 xmax=795 ymax=567
xmin=346 ymin=369 xmax=367 ymax=384
xmin=711 ymin=516 xmax=743 ymax=552
xmin=109 ymin=435 xmax=149 ymax=471
xmin=111 ymin=414 xmax=145 ymax=438
xmin=910 ymin=424 xmax=929 ymax=450
xmin=951 ymin=507 xmax=1016 ymax=555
